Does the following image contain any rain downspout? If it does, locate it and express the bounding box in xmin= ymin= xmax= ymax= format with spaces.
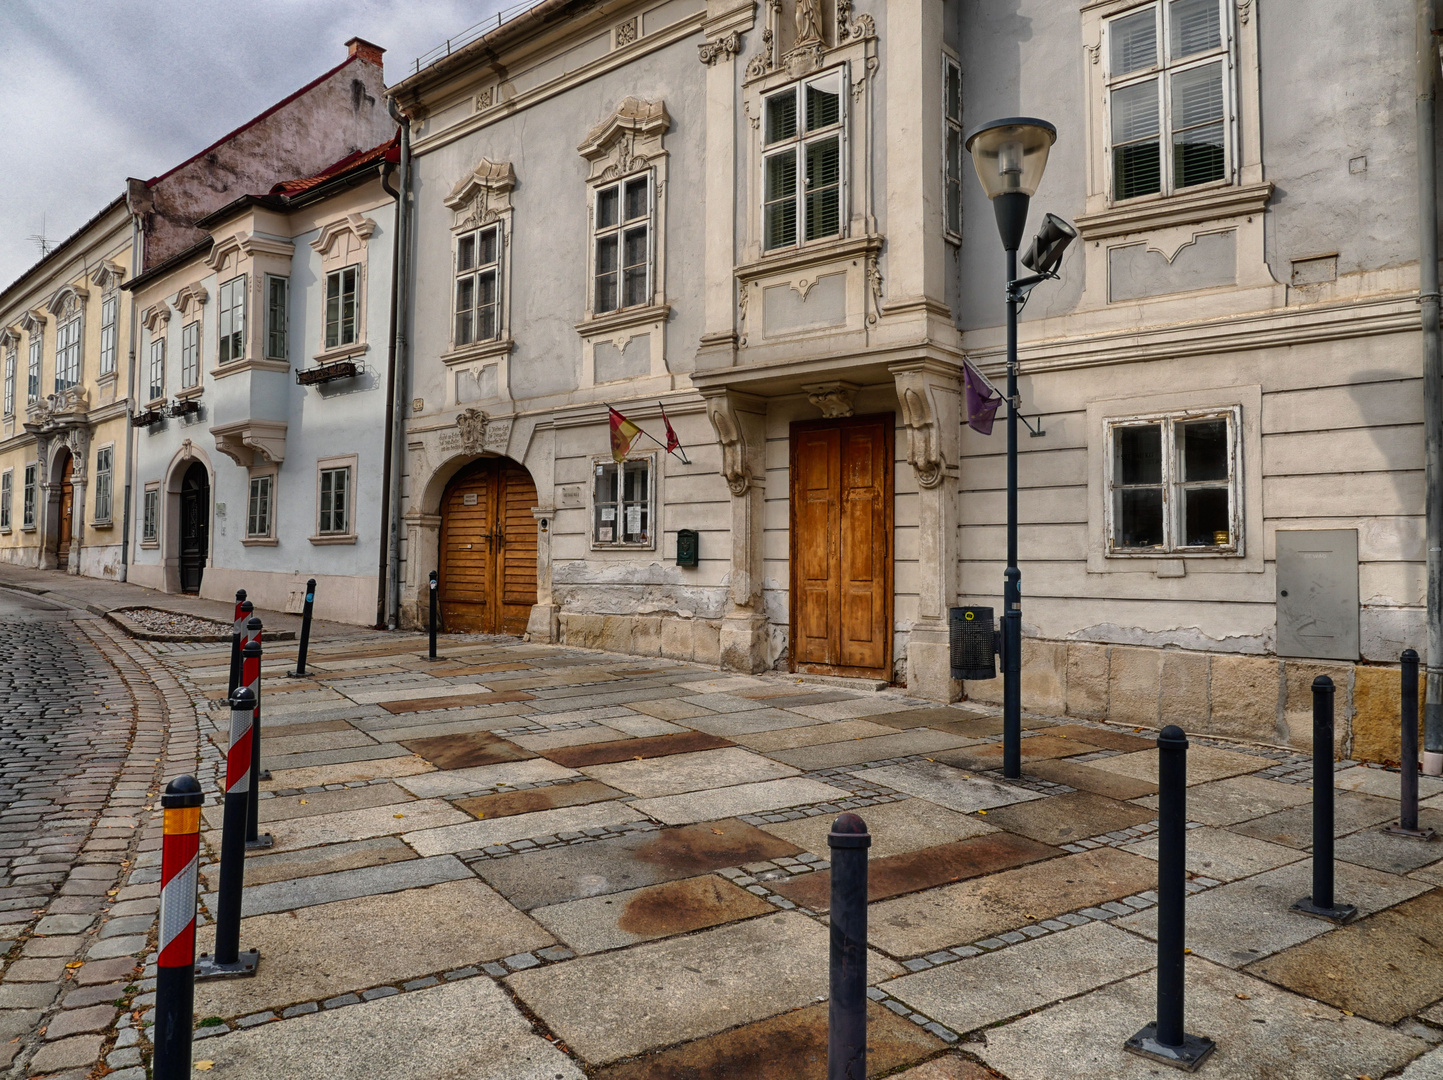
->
xmin=1420 ymin=0 xmax=1443 ymax=774
xmin=385 ymin=98 xmax=412 ymax=631
xmin=120 ymin=199 xmax=143 ymax=582
xmin=377 ymin=153 xmax=400 ymax=627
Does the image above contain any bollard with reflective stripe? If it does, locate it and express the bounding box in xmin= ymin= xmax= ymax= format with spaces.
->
xmin=227 ymin=590 xmax=246 ymax=701
xmin=288 ymin=579 xmax=317 ymax=678
xmin=196 ymin=686 xmax=260 ymax=980
xmin=241 ymin=630 xmax=273 ymax=849
xmin=154 ymin=775 xmax=203 ymax=1080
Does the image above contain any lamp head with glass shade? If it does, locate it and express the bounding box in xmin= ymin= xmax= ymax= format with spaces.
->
xmin=964 ymin=117 xmax=1057 ymax=252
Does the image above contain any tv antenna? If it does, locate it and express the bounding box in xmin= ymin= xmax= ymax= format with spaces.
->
xmin=26 ymin=214 xmax=53 ymax=258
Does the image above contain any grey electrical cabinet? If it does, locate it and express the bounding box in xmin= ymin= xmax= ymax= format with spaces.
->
xmin=1276 ymin=529 xmax=1359 ymax=660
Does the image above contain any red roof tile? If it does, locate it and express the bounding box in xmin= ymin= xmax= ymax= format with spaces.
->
xmin=269 ymin=133 xmax=400 ymax=196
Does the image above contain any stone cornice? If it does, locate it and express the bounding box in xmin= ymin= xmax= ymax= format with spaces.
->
xmin=1074 ymin=182 xmax=1275 ymax=242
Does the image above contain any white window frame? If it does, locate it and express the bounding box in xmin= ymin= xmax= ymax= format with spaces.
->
xmin=0 ymin=469 xmax=11 ymax=532
xmin=147 ymin=334 xmax=165 ymax=404
xmin=2 ymin=345 xmax=14 ymax=416
xmin=92 ymin=445 xmax=114 ymax=525
xmin=142 ymin=484 xmax=159 ymax=545
xmin=591 ymin=173 xmax=655 ymax=316
xmin=180 ymin=321 xmax=200 ymax=390
xmin=453 ymin=224 xmax=503 ymax=346
xmin=324 ymin=265 xmax=360 ymax=350
xmin=218 ymin=274 xmax=246 ymax=363
xmin=943 ymin=53 xmax=963 ymax=242
xmin=54 ymin=312 xmax=82 ymax=392
xmin=312 ymin=455 xmax=358 ymax=543
xmin=590 ymin=452 xmax=657 ymax=550
xmin=1103 ymin=0 xmax=1236 ymax=204
xmin=265 ymin=274 xmax=289 ymax=361
xmin=246 ymin=470 xmax=276 ymax=541
xmin=27 ymin=334 xmax=41 ymax=404
xmin=760 ymin=66 xmax=848 ymax=253
xmin=1103 ymin=405 xmax=1241 ymax=556
xmin=22 ymin=463 xmax=37 ymax=530
xmin=99 ymin=294 xmax=118 ymax=376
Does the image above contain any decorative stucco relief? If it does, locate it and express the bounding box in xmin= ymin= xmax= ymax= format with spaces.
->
xmin=445 ymin=160 xmax=516 ymax=230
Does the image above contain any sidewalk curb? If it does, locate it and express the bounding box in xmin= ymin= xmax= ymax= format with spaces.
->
xmin=105 ymin=606 xmax=297 ymax=643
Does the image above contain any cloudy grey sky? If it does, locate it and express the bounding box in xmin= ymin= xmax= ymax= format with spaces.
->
xmin=0 ymin=0 xmax=514 ymax=287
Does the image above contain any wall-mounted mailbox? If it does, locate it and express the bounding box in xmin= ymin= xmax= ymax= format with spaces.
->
xmin=949 ymin=606 xmax=997 ymax=680
xmin=676 ymin=528 xmax=699 ymax=568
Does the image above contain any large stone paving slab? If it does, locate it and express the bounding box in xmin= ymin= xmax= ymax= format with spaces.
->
xmin=395 ymin=758 xmax=578 ymax=797
xmin=505 ymin=911 xmax=901 ymax=1065
xmin=399 ymin=731 xmax=536 ymax=769
xmin=983 ymin=791 xmax=1155 ymax=846
xmin=455 ymin=779 xmax=625 ymax=820
xmin=261 ymin=742 xmax=411 ymax=772
xmin=581 ymin=747 xmax=798 ymax=798
xmin=194 ymin=878 xmax=553 ymax=1019
xmin=588 ymin=1000 xmax=942 ymax=1079
xmin=205 ymin=855 xmax=473 ymax=918
xmin=265 ymin=754 xmax=435 ymax=789
xmin=220 ymin=783 xmax=415 ymax=827
xmin=933 ymin=735 xmax=1102 ymax=772
xmin=507 ymin=726 xmax=632 ymax=752
xmin=732 ymin=718 xmax=898 ymax=752
xmin=1333 ymin=812 xmax=1443 ymax=873
xmin=1243 ymin=889 xmax=1443 ymax=1023
xmin=683 ymin=708 xmax=823 ymax=737
xmin=228 ymin=836 xmax=416 ymax=888
xmin=404 ymin=800 xmax=648 ymax=855
xmin=261 ymin=798 xmax=471 ymax=850
xmin=1040 ymin=723 xmax=1157 ymax=752
xmin=263 ymin=728 xmax=377 ymax=757
xmin=1098 ymin=744 xmax=1267 ymax=786
xmin=197 ymin=974 xmax=585 ymax=1080
xmin=888 ymin=921 xmax=1156 ymax=1034
xmin=854 ymin=761 xmax=1046 ymax=813
xmin=863 ymin=707 xmax=988 ymax=731
xmin=759 ymin=797 xmax=996 ymax=858
xmin=1025 ymin=758 xmax=1159 ymax=800
xmin=1131 ymin=774 xmax=1312 ymax=826
xmin=1121 ymin=826 xmax=1305 ymax=881
xmin=1117 ymin=859 xmax=1432 ymax=967
xmin=773 ymin=833 xmax=1057 ymax=911
xmin=629 ymin=776 xmax=851 ymax=825
xmin=770 ymin=729 xmax=978 ymax=770
xmin=868 ymin=847 xmax=1158 ymax=957
xmin=975 ymin=958 xmax=1427 ymax=1080
xmin=1335 ymin=765 xmax=1443 ymax=801
xmin=530 ymin=873 xmax=775 ymax=953
xmin=475 ymin=818 xmax=802 ymax=909
xmin=1231 ymin=790 xmax=1401 ymax=849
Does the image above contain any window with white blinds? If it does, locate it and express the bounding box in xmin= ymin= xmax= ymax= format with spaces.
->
xmin=762 ymin=68 xmax=846 ymax=251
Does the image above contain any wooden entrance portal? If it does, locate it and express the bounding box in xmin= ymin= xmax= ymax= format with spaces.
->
xmin=179 ymin=462 xmax=210 ymax=594
xmin=439 ymin=458 xmax=538 ymax=635
xmin=789 ymin=414 xmax=893 ymax=679
xmin=55 ymin=454 xmax=74 ymax=567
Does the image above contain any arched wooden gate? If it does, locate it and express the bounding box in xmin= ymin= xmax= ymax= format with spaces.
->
xmin=438 ymin=457 xmax=538 ymax=635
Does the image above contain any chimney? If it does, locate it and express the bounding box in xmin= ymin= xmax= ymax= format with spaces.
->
xmin=346 ymin=37 xmax=386 ymax=69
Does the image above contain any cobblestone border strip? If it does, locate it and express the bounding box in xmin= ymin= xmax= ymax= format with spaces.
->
xmin=456 ymin=818 xmax=666 ymax=862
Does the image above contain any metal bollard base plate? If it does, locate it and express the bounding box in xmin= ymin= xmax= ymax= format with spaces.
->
xmin=257 ymin=769 xmax=272 ymax=781
xmin=1382 ymin=824 xmax=1438 ymax=842
xmin=195 ymin=950 xmax=260 ymax=980
xmin=1289 ymin=896 xmax=1358 ymax=924
xmin=1124 ymin=1025 xmax=1216 ymax=1072
xmin=245 ymin=833 xmax=275 ymax=850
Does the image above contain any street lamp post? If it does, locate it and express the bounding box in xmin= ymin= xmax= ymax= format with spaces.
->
xmin=965 ymin=118 xmax=1073 ymax=780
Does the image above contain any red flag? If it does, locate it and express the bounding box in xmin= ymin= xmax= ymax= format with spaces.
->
xmin=609 ymin=407 xmax=642 ymax=462
xmin=659 ymin=402 xmax=680 ymax=453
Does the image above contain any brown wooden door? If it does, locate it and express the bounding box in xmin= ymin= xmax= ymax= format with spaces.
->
xmin=439 ymin=459 xmax=538 ymax=635
xmin=56 ymin=455 xmax=74 ymax=565
xmin=789 ymin=415 xmax=893 ymax=678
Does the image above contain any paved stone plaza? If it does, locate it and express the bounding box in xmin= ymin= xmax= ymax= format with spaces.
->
xmin=3 ymin=571 xmax=1443 ymax=1078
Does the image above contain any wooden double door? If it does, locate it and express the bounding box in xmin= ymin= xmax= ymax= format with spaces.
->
xmin=179 ymin=463 xmax=210 ymax=594
xmin=439 ymin=458 xmax=538 ymax=635
xmin=55 ymin=454 xmax=74 ymax=567
xmin=789 ymin=415 xmax=894 ymax=678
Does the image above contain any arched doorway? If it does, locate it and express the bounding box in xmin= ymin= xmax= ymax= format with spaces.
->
xmin=439 ymin=457 xmax=537 ymax=634
xmin=53 ymin=451 xmax=74 ymax=567
xmin=179 ymin=462 xmax=210 ymax=594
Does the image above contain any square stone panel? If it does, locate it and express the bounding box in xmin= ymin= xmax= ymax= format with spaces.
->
xmin=1100 ymin=745 xmax=1267 ymax=786
xmin=888 ymin=921 xmax=1156 ymax=1035
xmin=530 ymin=873 xmax=775 ymax=954
xmin=399 ymin=731 xmax=536 ymax=770
xmin=505 ymin=911 xmax=901 ymax=1065
xmin=542 ymin=731 xmax=734 ymax=769
xmin=867 ymin=847 xmax=1158 ymax=957
xmin=1025 ymin=759 xmax=1159 ymax=801
xmin=588 ymin=1000 xmax=942 ymax=1080
xmin=983 ymin=791 xmax=1156 ymax=847
xmin=760 ymin=797 xmax=996 ymax=859
xmin=454 ymin=779 xmax=626 ymax=820
xmin=475 ymin=818 xmax=802 ymax=910
xmin=1243 ymin=889 xmax=1443 ymax=1024
xmin=194 ymin=972 xmax=584 ymax=1080
xmin=1120 ymin=826 xmax=1305 ymax=881
xmin=975 ymin=958 xmax=1426 ymax=1080
xmin=933 ymin=735 xmax=1103 ymax=773
xmin=1231 ymin=790 xmax=1401 ymax=849
xmin=1130 ymin=774 xmax=1311 ymax=827
xmin=1334 ymin=812 xmax=1443 ymax=874
xmin=193 ymin=878 xmax=554 ymax=1020
xmin=854 ymin=761 xmax=1046 ymax=814
xmin=581 ymin=747 xmax=798 ymax=799
xmin=1116 ymin=859 xmax=1432 ymax=968
xmin=772 ymin=832 xmax=1057 ymax=912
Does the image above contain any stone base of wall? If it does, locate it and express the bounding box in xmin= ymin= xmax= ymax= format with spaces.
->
xmin=964 ymin=638 xmax=1421 ymax=766
xmin=560 ymin=613 xmax=725 ymax=667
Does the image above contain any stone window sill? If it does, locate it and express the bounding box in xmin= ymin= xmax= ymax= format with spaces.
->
xmin=1075 ymin=181 xmax=1274 ymax=242
xmin=21 ymin=526 xmax=36 ymax=534
xmin=90 ymin=520 xmax=113 ymax=530
xmin=241 ymin=536 xmax=278 ymax=547
xmin=140 ymin=540 xmax=158 ymax=549
xmin=575 ymin=303 xmax=671 ymax=339
xmin=441 ymin=337 xmax=513 ymax=366
xmin=211 ymin=358 xmax=292 ymax=380
xmin=735 ymin=233 xmax=882 ymax=283
xmin=311 ymin=341 xmax=369 ymax=366
xmin=175 ymin=386 xmax=204 ymax=402
xmin=309 ymin=533 xmax=357 ymax=546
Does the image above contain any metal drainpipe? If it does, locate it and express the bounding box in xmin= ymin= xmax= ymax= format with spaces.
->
xmin=384 ymin=98 xmax=412 ymax=631
xmin=1419 ymin=0 xmax=1443 ymax=775
xmin=376 ymin=157 xmax=400 ymax=628
xmin=119 ymin=210 xmax=142 ymax=582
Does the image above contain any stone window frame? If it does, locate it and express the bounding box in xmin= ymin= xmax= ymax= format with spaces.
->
xmin=443 ymin=159 xmax=515 ymax=369
xmin=243 ymin=466 xmax=279 ymax=546
xmin=943 ymin=51 xmax=963 ymax=243
xmin=758 ymin=66 xmax=849 ymax=254
xmin=310 ymin=453 xmax=358 ymax=546
xmin=588 ymin=449 xmax=659 ymax=552
xmin=141 ymin=482 xmax=160 ymax=547
xmin=264 ymin=274 xmax=289 ymax=362
xmin=49 ymin=284 xmax=87 ymax=395
xmin=216 ymin=273 xmax=247 ymax=365
xmin=142 ymin=303 xmax=170 ymax=408
xmin=173 ymin=283 xmax=206 ymax=397
xmin=22 ymin=462 xmax=37 ymax=531
xmin=206 ymin=231 xmax=296 ymax=378
xmin=1 ymin=333 xmax=15 ymax=418
xmin=0 ymin=468 xmax=11 ymax=533
xmin=98 ymin=293 xmax=119 ymax=378
xmin=21 ymin=310 xmax=45 ymax=406
xmin=309 ymin=214 xmax=376 ymax=366
xmin=1086 ymin=383 xmax=1262 ymax=576
xmin=92 ymin=444 xmax=115 ymax=527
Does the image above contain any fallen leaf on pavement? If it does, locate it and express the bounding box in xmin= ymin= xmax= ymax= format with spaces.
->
xmin=195 ymin=1061 xmax=215 ymax=1070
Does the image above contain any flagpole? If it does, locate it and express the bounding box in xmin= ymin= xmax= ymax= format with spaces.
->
xmin=605 ymin=403 xmax=691 ymax=464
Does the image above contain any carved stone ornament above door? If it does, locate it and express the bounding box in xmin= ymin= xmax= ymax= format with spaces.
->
xmin=803 ymin=381 xmax=858 ymax=419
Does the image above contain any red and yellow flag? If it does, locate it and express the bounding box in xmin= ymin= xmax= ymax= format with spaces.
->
xmin=609 ymin=407 xmax=642 ymax=462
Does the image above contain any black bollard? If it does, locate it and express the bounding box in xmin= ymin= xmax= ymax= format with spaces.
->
xmin=241 ymin=632 xmax=273 ymax=849
xmin=154 ymin=775 xmax=203 ymax=1080
xmin=1291 ymin=676 xmax=1358 ymax=923
xmin=1386 ymin=650 xmax=1436 ymax=840
xmin=289 ymin=578 xmax=317 ymax=678
xmin=828 ymin=812 xmax=870 ymax=1080
xmin=1125 ymin=725 xmax=1214 ymax=1071
xmin=226 ymin=590 xmax=246 ymax=700
xmin=428 ymin=570 xmax=439 ymax=660
xmin=196 ymin=687 xmax=260 ymax=979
